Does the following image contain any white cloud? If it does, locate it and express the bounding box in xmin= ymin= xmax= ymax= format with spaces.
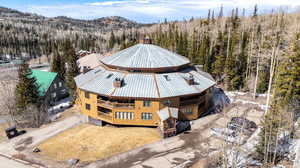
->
xmin=22 ymin=0 xmax=300 ymax=23
xmin=87 ymin=1 xmax=129 ymax=6
xmin=87 ymin=0 xmax=151 ymax=6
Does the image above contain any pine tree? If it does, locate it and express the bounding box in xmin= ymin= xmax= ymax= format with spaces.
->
xmin=253 ymin=5 xmax=258 ymax=18
xmin=51 ymin=47 xmax=64 ymax=77
xmin=15 ymin=62 xmax=40 ymax=113
xmin=212 ymin=31 xmax=226 ymax=80
xmin=257 ymin=67 xmax=269 ymax=93
xmin=176 ymin=32 xmax=185 ymax=56
xmin=108 ymin=30 xmax=116 ymax=49
xmin=274 ymin=34 xmax=300 ymax=106
xmin=218 ymin=5 xmax=223 ymax=19
xmin=188 ymin=30 xmax=197 ymax=62
xmin=64 ymin=41 xmax=80 ymax=100
xmin=256 ymin=102 xmax=282 ymax=164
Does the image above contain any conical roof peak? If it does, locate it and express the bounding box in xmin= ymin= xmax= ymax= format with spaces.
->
xmin=101 ymin=44 xmax=190 ymax=72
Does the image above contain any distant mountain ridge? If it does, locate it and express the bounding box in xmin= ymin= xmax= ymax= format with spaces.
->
xmin=0 ymin=6 xmax=143 ymax=31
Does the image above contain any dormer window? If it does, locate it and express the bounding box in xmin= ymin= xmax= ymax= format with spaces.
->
xmin=143 ymin=36 xmax=152 ymax=44
xmin=113 ymin=78 xmax=124 ymax=88
xmin=187 ymin=75 xmax=194 ymax=85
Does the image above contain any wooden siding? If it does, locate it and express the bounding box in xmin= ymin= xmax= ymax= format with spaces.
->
xmin=77 ymin=87 xmax=212 ymax=127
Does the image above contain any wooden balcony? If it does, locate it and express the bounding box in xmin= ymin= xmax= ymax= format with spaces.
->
xmin=98 ymin=111 xmax=113 ymax=121
xmin=97 ymin=99 xmax=135 ymax=109
xmin=180 ymin=96 xmax=205 ymax=106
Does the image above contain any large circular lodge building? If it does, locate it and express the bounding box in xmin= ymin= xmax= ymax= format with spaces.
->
xmin=75 ymin=40 xmax=216 ymax=130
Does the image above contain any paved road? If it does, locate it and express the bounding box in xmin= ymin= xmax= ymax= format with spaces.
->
xmin=0 ymin=155 xmax=32 ymax=168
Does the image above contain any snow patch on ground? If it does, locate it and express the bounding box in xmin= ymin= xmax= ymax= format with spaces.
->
xmin=225 ymin=91 xmax=267 ymax=110
xmin=48 ymin=97 xmax=72 ymax=114
xmin=272 ymin=165 xmax=286 ymax=168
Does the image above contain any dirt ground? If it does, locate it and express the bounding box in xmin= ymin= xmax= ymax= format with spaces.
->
xmin=0 ymin=122 xmax=11 ymax=142
xmin=37 ymin=124 xmax=161 ymax=162
xmin=58 ymin=106 xmax=80 ymax=121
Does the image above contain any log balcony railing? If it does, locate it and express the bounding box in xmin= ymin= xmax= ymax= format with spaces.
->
xmin=97 ymin=99 xmax=135 ymax=109
xmin=98 ymin=111 xmax=113 ymax=121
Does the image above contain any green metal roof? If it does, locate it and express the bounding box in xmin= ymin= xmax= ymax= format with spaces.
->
xmin=30 ymin=70 xmax=57 ymax=96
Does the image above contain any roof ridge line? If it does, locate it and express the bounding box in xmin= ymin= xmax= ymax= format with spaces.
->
xmin=152 ymin=73 xmax=160 ymax=98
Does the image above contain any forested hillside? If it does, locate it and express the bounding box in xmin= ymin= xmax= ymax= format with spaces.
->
xmin=109 ymin=7 xmax=295 ymax=93
xmin=1 ymin=5 xmax=299 ymax=167
xmin=0 ymin=6 xmax=144 ymax=59
xmin=111 ymin=8 xmax=300 ymax=166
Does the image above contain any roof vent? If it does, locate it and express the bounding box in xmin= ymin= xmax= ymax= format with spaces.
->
xmin=143 ymin=36 xmax=152 ymax=44
xmin=113 ymin=78 xmax=124 ymax=88
xmin=187 ymin=75 xmax=194 ymax=85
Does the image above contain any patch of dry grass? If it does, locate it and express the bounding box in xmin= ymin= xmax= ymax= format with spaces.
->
xmin=37 ymin=124 xmax=161 ymax=161
xmin=58 ymin=106 xmax=80 ymax=121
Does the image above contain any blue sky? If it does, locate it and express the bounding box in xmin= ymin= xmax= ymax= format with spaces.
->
xmin=0 ymin=0 xmax=299 ymax=23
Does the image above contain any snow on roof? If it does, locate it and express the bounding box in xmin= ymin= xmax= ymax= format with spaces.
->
xmin=77 ymin=53 xmax=104 ymax=71
xmin=157 ymin=107 xmax=178 ymax=121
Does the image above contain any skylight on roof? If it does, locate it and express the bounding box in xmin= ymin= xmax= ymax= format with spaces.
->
xmin=163 ymin=75 xmax=170 ymax=81
xmin=94 ymin=69 xmax=101 ymax=74
xmin=106 ymin=73 xmax=113 ymax=79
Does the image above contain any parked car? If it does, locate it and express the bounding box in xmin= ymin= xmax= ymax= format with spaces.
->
xmin=5 ymin=126 xmax=26 ymax=139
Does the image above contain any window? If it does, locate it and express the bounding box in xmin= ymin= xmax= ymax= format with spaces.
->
xmin=141 ymin=113 xmax=152 ymax=120
xmin=143 ymin=101 xmax=151 ymax=107
xmin=182 ymin=107 xmax=193 ymax=115
xmin=120 ymin=112 xmax=123 ymax=119
xmin=54 ymin=83 xmax=57 ymax=89
xmin=115 ymin=112 xmax=134 ymax=120
xmin=163 ymin=100 xmax=171 ymax=106
xmin=51 ymin=92 xmax=56 ymax=98
xmin=85 ymin=103 xmax=91 ymax=110
xmin=124 ymin=112 xmax=128 ymax=119
xmin=61 ymin=89 xmax=67 ymax=94
xmin=85 ymin=91 xmax=90 ymax=99
xmin=59 ymin=82 xmax=62 ymax=87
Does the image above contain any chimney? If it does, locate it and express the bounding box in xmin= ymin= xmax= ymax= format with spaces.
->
xmin=83 ymin=66 xmax=91 ymax=73
xmin=113 ymin=78 xmax=124 ymax=88
xmin=143 ymin=36 xmax=152 ymax=44
xmin=187 ymin=75 xmax=194 ymax=85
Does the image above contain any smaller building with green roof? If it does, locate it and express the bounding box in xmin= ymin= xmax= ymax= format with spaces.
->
xmin=30 ymin=69 xmax=68 ymax=104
